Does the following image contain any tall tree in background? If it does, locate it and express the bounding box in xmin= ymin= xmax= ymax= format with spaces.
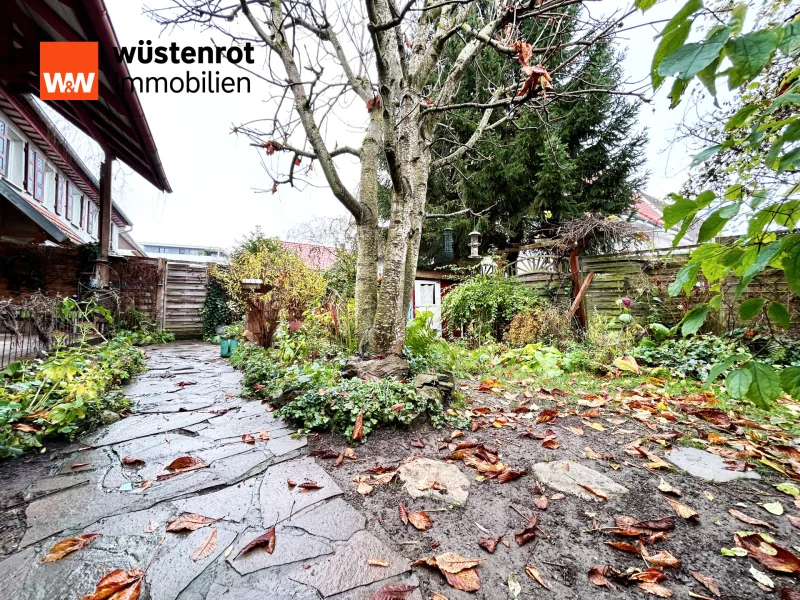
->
xmin=152 ymin=0 xmax=645 ymax=357
xmin=422 ymin=34 xmax=647 ymax=262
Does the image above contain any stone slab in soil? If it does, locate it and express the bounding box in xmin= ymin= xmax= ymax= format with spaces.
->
xmin=286 ymin=497 xmax=365 ymax=541
xmin=206 ymin=579 xmax=320 ymax=599
xmin=80 ymin=410 xmax=214 ymax=447
xmin=227 ymin=525 xmax=333 ymax=575
xmin=329 ymin=573 xmax=423 ymax=600
xmin=666 ymin=446 xmax=761 ymax=482
xmin=532 ymin=460 xmax=629 ymax=501
xmin=259 ymin=456 xmax=342 ymax=527
xmin=172 ymin=479 xmax=257 ymax=522
xmin=397 ymin=457 xmax=471 ymax=505
xmin=146 ymin=525 xmax=239 ymax=600
xmin=290 ymin=529 xmax=411 ymax=597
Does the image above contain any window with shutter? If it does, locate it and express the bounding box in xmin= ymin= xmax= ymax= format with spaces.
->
xmin=0 ymin=119 xmax=7 ymax=176
xmin=79 ymin=196 xmax=86 ymax=229
xmin=24 ymin=143 xmax=35 ymax=195
xmin=66 ymin=182 xmax=74 ymax=221
xmin=55 ymin=175 xmax=65 ymax=215
xmin=34 ymin=153 xmax=45 ymax=201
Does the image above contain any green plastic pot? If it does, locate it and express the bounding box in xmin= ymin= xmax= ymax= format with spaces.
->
xmin=220 ymin=338 xmax=239 ymax=358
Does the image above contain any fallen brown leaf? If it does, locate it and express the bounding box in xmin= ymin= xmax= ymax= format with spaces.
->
xmin=443 ymin=567 xmax=480 ymax=592
xmin=235 ymin=527 xmax=276 ymax=558
xmin=535 ymin=409 xmax=558 ymax=424
xmin=579 ymin=484 xmax=608 ymax=500
xmin=736 ymin=533 xmax=800 ymax=575
xmin=298 ymin=480 xmax=324 ymax=491
xmin=497 ymin=469 xmax=527 ymax=484
xmin=691 ymin=572 xmax=720 ymax=597
xmin=729 ymin=508 xmax=774 ymax=529
xmin=542 ymin=438 xmax=560 ymax=449
xmin=242 ymin=433 xmax=256 ymax=444
xmin=533 ymin=495 xmax=548 ymax=510
xmin=607 ymin=541 xmax=640 ymax=554
xmin=637 ymin=582 xmax=673 ymax=597
xmin=190 ymin=529 xmax=218 ymax=562
xmin=665 ymin=497 xmax=699 ymax=519
xmin=588 ymin=566 xmax=613 ymax=588
xmin=80 ymin=569 xmax=143 ymax=600
xmin=408 ymin=511 xmax=432 ymax=531
xmin=164 ymin=456 xmax=207 ymax=474
xmin=478 ymin=536 xmax=503 ymax=553
xmin=525 ymin=565 xmax=551 ymax=590
xmin=369 ymin=583 xmax=417 ymax=600
xmin=121 ymin=457 xmax=145 ymax=466
xmin=42 ymin=534 xmax=102 ymax=562
xmin=643 ymin=549 xmax=681 ymax=569
xmin=368 ymin=559 xmax=390 ymax=567
xmin=166 ymin=514 xmax=220 ymax=532
xmin=657 ymin=478 xmax=682 ymax=497
xmin=352 ymin=410 xmax=364 ymax=441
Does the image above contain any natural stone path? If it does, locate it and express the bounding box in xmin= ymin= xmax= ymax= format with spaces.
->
xmin=0 ymin=342 xmax=420 ymax=600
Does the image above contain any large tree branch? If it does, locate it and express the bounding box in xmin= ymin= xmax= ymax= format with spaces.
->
xmin=425 ymin=201 xmax=498 ymax=218
xmin=239 ymin=0 xmax=362 ymax=221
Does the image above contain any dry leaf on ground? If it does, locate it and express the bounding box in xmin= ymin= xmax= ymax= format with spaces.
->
xmin=691 ymin=572 xmax=720 ymax=597
xmin=533 ymin=495 xmax=548 ymax=510
xmin=588 ymin=566 xmax=612 ymax=588
xmin=525 ymin=565 xmax=551 ymax=590
xmin=478 ymin=536 xmax=503 ymax=553
xmin=369 ymin=583 xmax=417 ymax=600
xmin=637 ymin=582 xmax=673 ymax=597
xmin=190 ymin=529 xmax=218 ymax=562
xmin=166 ymin=514 xmax=220 ymax=532
xmin=728 ymin=508 xmax=774 ymax=529
xmin=80 ymin=569 xmax=143 ymax=600
xmin=352 ymin=410 xmax=364 ymax=441
xmin=368 ymin=559 xmax=390 ymax=567
xmin=657 ymin=478 xmax=681 ymax=497
xmin=735 ymin=533 xmax=800 ymax=575
xmin=42 ymin=534 xmax=102 ymax=562
xmin=163 ymin=456 xmax=207 ymax=474
xmin=235 ymin=527 xmax=276 ymax=558
xmin=122 ymin=457 xmax=145 ymax=466
xmin=443 ymin=567 xmax=480 ymax=592
xmin=665 ymin=497 xmax=699 ymax=519
xmin=498 ymin=469 xmax=527 ymax=484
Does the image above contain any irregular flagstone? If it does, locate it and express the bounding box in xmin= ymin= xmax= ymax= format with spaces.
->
xmin=265 ymin=432 xmax=308 ymax=457
xmin=133 ymin=398 xmax=215 ymax=414
xmin=227 ymin=525 xmax=333 ymax=575
xmin=329 ymin=573 xmax=423 ymax=600
xmin=397 ymin=457 xmax=471 ymax=506
xmin=666 ymin=446 xmax=761 ymax=482
xmin=146 ymin=525 xmax=239 ymax=600
xmin=88 ymin=503 xmax=176 ymax=536
xmin=206 ymin=577 xmax=320 ymax=599
xmin=532 ymin=460 xmax=629 ymax=502
xmin=25 ymin=471 xmax=93 ymax=499
xmin=172 ymin=479 xmax=258 ymax=522
xmin=290 ymin=529 xmax=411 ymax=597
xmin=259 ymin=456 xmax=343 ymax=527
xmin=56 ymin=447 xmax=114 ymax=474
xmin=80 ymin=410 xmax=214 ymax=447
xmin=286 ymin=498 xmax=365 ymax=541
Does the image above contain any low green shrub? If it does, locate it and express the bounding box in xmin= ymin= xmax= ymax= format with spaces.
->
xmin=116 ymin=306 xmax=175 ymax=346
xmin=276 ymin=378 xmax=464 ymax=439
xmin=635 ymin=334 xmax=752 ymax=380
xmin=498 ymin=343 xmax=565 ymax=377
xmin=0 ymin=338 xmax=145 ymax=458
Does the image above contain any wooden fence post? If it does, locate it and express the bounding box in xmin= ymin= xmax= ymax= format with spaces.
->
xmin=569 ymin=244 xmax=587 ymax=328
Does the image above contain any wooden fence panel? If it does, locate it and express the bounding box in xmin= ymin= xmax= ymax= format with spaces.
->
xmin=162 ymin=261 xmax=207 ymax=338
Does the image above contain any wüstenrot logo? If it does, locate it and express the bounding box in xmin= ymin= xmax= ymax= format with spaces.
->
xmin=40 ymin=42 xmax=99 ymax=101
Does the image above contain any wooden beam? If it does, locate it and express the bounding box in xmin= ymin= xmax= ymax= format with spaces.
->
xmin=567 ymin=271 xmax=594 ymax=321
xmin=98 ymin=151 xmax=113 ymax=262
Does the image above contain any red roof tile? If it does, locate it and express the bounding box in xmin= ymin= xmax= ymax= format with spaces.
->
xmin=634 ymin=196 xmax=664 ymax=226
xmin=22 ymin=196 xmax=84 ymax=245
xmin=281 ymin=241 xmax=338 ymax=270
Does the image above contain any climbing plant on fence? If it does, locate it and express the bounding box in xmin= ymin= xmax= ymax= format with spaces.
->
xmin=641 ymin=0 xmax=799 ymax=408
xmin=201 ymin=270 xmax=235 ymax=339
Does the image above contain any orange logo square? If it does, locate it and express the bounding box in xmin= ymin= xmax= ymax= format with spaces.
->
xmin=40 ymin=42 xmax=99 ymax=101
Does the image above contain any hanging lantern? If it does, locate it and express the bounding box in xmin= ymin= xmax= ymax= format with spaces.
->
xmin=468 ymin=230 xmax=481 ymax=258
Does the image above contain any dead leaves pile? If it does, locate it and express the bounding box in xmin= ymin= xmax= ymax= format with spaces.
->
xmin=352 ymin=463 xmax=398 ymax=495
xmin=445 ymin=440 xmax=526 ymax=483
xmin=412 ymin=552 xmax=483 ymax=592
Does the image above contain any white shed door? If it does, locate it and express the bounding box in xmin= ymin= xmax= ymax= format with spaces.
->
xmin=414 ymin=280 xmax=442 ymax=332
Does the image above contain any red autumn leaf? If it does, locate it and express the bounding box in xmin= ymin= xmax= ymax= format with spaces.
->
xmin=235 ymin=527 xmax=276 ymax=558
xmin=80 ymin=569 xmax=143 ymax=600
xmin=190 ymin=528 xmax=218 ymax=562
xmin=478 ymin=535 xmax=503 ymax=553
xmin=588 ymin=566 xmax=613 ymax=588
xmin=42 ymin=533 xmax=102 ymax=562
xmin=298 ymin=480 xmax=324 ymax=491
xmin=443 ymin=567 xmax=481 ymax=592
xmin=294 ymin=157 xmax=301 ymax=166
xmin=166 ymin=514 xmax=221 ymax=532
xmin=607 ymin=541 xmax=640 ymax=554
xmin=370 ymin=583 xmax=418 ymax=600
xmin=736 ymin=533 xmax=800 ymax=575
xmin=352 ymin=410 xmax=364 ymax=441
xmin=541 ymin=438 xmax=560 ymax=449
xmin=692 ymin=408 xmax=731 ymax=428
xmin=164 ymin=456 xmax=207 ymax=473
xmin=628 ymin=567 xmax=668 ymax=584
xmin=514 ymin=41 xmax=533 ymax=67
xmin=242 ymin=433 xmax=256 ymax=444
xmin=535 ymin=409 xmax=558 ymax=424
xmin=287 ymin=479 xmax=298 ymax=488
xmin=497 ymin=469 xmax=527 ymax=483
xmin=514 ymin=525 xmax=536 ymax=546
xmin=121 ymin=457 xmax=145 ymax=466
xmin=631 ymin=517 xmax=676 ymax=531
xmin=409 ymin=438 xmax=425 ymax=448
xmin=310 ymin=449 xmax=340 ymax=459
xmin=408 ymin=511 xmax=432 ymax=531
xmin=366 ymin=96 xmax=382 ymax=112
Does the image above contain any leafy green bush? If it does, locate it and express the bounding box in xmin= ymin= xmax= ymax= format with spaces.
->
xmin=0 ymin=338 xmax=145 ymax=458
xmin=635 ymin=334 xmax=751 ymax=380
xmin=504 ymin=303 xmax=573 ymax=348
xmin=498 ymin=343 xmax=565 ymax=377
xmin=442 ymin=274 xmax=540 ymax=342
xmin=404 ymin=310 xmax=449 ymax=374
xmin=276 ymin=378 xmax=461 ymax=439
xmin=116 ymin=306 xmax=175 ymax=346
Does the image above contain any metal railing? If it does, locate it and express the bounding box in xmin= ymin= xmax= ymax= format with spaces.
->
xmin=0 ymin=316 xmax=106 ymax=368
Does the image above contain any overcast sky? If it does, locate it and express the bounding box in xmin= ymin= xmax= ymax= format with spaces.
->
xmin=91 ymin=0 xmax=705 ymax=250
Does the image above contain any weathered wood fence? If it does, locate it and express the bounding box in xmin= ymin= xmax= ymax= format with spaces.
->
xmin=160 ymin=261 xmax=208 ymax=338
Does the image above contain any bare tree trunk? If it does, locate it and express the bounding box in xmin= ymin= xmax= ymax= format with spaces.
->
xmin=355 ymin=111 xmax=382 ymax=350
xmin=400 ymin=149 xmax=431 ymax=330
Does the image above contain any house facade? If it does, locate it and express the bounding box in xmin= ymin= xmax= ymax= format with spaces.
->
xmin=0 ymin=91 xmax=139 ymax=253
